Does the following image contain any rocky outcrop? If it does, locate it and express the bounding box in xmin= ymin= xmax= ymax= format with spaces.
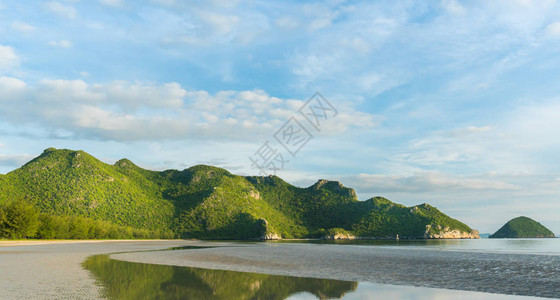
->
xmin=257 ymin=218 xmax=281 ymax=240
xmin=424 ymin=225 xmax=480 ymax=239
xmin=248 ymin=190 xmax=261 ymax=200
xmin=323 ymin=228 xmax=356 ymax=240
xmin=324 ymin=233 xmax=356 ymax=240
xmin=311 ymin=179 xmax=358 ymax=200
xmin=260 ymin=233 xmax=282 ymax=240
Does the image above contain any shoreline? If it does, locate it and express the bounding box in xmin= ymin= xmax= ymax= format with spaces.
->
xmin=0 ymin=235 xmax=485 ymax=247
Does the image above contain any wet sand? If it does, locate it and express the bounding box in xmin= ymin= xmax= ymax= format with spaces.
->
xmin=1 ymin=240 xmax=558 ymax=299
xmin=0 ymin=240 xmax=197 ymax=299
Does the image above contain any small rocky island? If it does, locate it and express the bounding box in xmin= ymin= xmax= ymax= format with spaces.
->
xmin=490 ymin=216 xmax=556 ymax=238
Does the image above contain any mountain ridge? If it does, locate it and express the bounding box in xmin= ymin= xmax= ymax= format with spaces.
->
xmin=0 ymin=148 xmax=479 ymax=240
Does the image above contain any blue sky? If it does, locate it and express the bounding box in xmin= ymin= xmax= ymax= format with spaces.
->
xmin=1 ymin=0 xmax=560 ymax=234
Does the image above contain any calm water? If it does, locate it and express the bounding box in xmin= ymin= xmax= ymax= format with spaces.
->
xmin=83 ymin=253 xmax=540 ymax=300
xmin=83 ymin=240 xmax=559 ymax=299
xmin=273 ymin=238 xmax=560 ymax=255
xmin=83 ymin=253 xmax=358 ymax=299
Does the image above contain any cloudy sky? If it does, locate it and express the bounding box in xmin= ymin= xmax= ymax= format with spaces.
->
xmin=1 ymin=0 xmax=560 ymax=234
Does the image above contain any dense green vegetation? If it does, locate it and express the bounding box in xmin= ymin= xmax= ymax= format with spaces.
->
xmin=0 ymin=201 xmax=39 ymax=239
xmin=0 ymin=148 xmax=477 ymax=240
xmin=350 ymin=200 xmax=472 ymax=238
xmin=0 ymin=201 xmax=172 ymax=239
xmin=490 ymin=216 xmax=555 ymax=238
xmin=83 ymin=253 xmax=357 ymax=299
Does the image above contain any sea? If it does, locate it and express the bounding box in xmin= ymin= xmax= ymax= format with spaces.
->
xmin=284 ymin=238 xmax=560 ymax=299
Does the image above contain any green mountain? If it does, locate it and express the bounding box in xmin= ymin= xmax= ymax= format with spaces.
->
xmin=490 ymin=216 xmax=555 ymax=238
xmin=0 ymin=148 xmax=479 ymax=240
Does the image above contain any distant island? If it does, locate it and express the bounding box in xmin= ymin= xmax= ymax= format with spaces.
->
xmin=0 ymin=148 xmax=479 ymax=240
xmin=478 ymin=233 xmax=491 ymax=239
xmin=490 ymin=216 xmax=556 ymax=238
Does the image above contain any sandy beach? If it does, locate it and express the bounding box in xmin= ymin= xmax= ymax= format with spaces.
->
xmin=0 ymin=240 xmax=197 ymax=299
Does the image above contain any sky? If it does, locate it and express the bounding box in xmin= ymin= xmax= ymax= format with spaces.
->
xmin=1 ymin=0 xmax=560 ymax=234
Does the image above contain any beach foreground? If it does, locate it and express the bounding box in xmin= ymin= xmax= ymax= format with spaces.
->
xmin=0 ymin=240 xmax=195 ymax=299
xmin=1 ymin=240 xmax=557 ymax=299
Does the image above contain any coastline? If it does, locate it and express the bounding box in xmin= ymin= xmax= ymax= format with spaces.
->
xmin=0 ymin=236 xmax=479 ymax=247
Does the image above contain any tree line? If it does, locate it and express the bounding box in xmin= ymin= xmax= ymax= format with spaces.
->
xmin=0 ymin=201 xmax=174 ymax=240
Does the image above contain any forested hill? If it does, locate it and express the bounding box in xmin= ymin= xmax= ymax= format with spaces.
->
xmin=490 ymin=216 xmax=555 ymax=238
xmin=0 ymin=148 xmax=479 ymax=240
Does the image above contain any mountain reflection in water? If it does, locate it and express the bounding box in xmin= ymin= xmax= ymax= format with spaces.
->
xmin=83 ymin=254 xmax=358 ymax=300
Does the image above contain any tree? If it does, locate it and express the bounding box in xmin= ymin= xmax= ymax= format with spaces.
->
xmin=0 ymin=201 xmax=40 ymax=239
xmin=0 ymin=206 xmax=7 ymax=236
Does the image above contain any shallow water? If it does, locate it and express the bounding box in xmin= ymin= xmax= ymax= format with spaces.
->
xmin=271 ymin=238 xmax=560 ymax=255
xmin=83 ymin=253 xmax=358 ymax=300
xmin=84 ymin=250 xmax=541 ymax=300
xmin=90 ymin=240 xmax=560 ymax=299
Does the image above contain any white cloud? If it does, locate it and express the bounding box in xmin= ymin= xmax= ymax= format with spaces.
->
xmin=10 ymin=21 xmax=36 ymax=32
xmin=281 ymin=0 xmax=560 ymax=99
xmin=198 ymin=12 xmax=240 ymax=35
xmin=99 ymin=0 xmax=124 ymax=7
xmin=346 ymin=171 xmax=519 ymax=195
xmin=309 ymin=18 xmax=332 ymax=31
xmin=504 ymin=100 xmax=560 ymax=151
xmin=37 ymin=79 xmax=104 ymax=103
xmin=44 ymin=1 xmax=77 ymax=19
xmin=0 ymin=154 xmax=36 ymax=168
xmin=97 ymin=81 xmax=186 ymax=109
xmin=545 ymin=21 xmax=560 ymax=38
xmin=0 ymin=76 xmax=26 ymax=94
xmin=150 ymin=3 xmax=270 ymax=47
xmin=0 ymin=78 xmax=377 ymax=141
xmin=301 ymin=2 xmax=340 ymax=32
xmin=275 ymin=17 xmax=299 ymax=30
xmin=150 ymin=0 xmax=175 ymax=6
xmin=441 ymin=0 xmax=466 ymax=14
xmin=0 ymin=45 xmax=19 ymax=71
xmin=373 ymin=98 xmax=560 ymax=188
xmin=392 ymin=125 xmax=496 ymax=168
xmin=48 ymin=40 xmax=73 ymax=48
